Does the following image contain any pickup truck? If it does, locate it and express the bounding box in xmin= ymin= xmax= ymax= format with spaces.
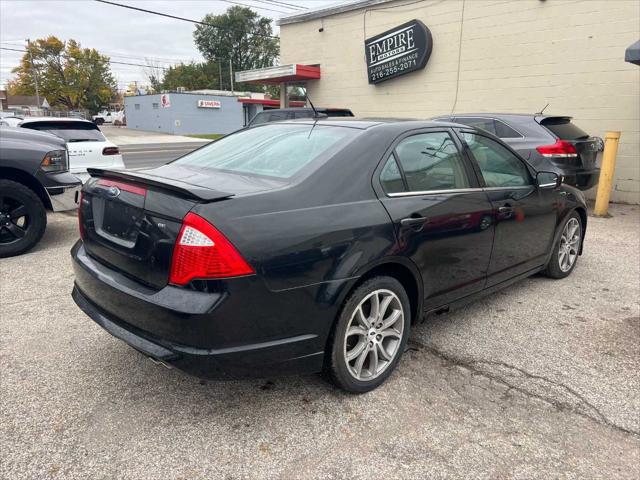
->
xmin=1 ymin=126 xmax=81 ymax=257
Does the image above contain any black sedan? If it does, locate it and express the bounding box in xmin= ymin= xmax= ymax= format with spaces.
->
xmin=71 ymin=119 xmax=587 ymax=393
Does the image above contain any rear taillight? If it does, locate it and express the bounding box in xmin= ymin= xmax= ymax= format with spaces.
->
xmin=536 ymin=140 xmax=577 ymax=158
xmin=102 ymin=146 xmax=120 ymax=155
xmin=78 ymin=191 xmax=86 ymax=240
xmin=169 ymin=212 xmax=254 ymax=286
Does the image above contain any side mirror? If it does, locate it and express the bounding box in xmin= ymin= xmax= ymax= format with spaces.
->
xmin=537 ymin=171 xmax=561 ymax=189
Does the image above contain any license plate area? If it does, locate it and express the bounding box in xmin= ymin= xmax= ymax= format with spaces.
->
xmin=91 ymin=180 xmax=147 ymax=248
xmin=92 ymin=197 xmax=143 ymax=247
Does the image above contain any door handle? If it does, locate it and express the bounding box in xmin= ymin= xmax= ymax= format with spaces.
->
xmin=498 ymin=206 xmax=513 ymax=214
xmin=400 ymin=216 xmax=429 ymax=231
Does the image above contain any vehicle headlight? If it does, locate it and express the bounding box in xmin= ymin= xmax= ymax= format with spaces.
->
xmin=41 ymin=149 xmax=68 ymax=172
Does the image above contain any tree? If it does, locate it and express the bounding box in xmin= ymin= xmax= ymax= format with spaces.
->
xmin=151 ymin=62 xmax=223 ymax=92
xmin=8 ymin=36 xmax=117 ymax=113
xmin=193 ymin=6 xmax=279 ymax=91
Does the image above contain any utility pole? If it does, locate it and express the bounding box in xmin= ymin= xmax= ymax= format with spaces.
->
xmin=26 ymin=39 xmax=41 ymax=109
xmin=229 ymin=60 xmax=234 ymax=94
xmin=218 ymin=61 xmax=222 ymax=90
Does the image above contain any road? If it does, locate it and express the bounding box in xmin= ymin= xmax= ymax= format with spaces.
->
xmin=1 ymin=204 xmax=639 ymax=479
xmin=120 ymin=142 xmax=206 ymax=169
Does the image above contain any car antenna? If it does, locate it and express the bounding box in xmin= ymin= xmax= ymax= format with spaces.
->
xmin=304 ymin=87 xmax=320 ymax=118
xmin=536 ymin=103 xmax=550 ymax=115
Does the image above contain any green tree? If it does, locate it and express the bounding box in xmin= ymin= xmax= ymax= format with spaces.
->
xmin=193 ymin=6 xmax=279 ymax=92
xmin=8 ymin=36 xmax=116 ymax=113
xmin=157 ymin=62 xmax=223 ymax=91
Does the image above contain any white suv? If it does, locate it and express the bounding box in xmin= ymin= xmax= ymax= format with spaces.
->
xmin=18 ymin=117 xmax=124 ymax=182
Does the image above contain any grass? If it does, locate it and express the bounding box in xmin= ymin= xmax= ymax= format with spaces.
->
xmin=187 ymin=134 xmax=224 ymax=140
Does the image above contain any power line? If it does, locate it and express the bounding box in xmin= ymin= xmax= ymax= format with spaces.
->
xmin=94 ymin=0 xmax=279 ymax=39
xmin=0 ymin=47 xmax=168 ymax=70
xmin=254 ymin=0 xmax=306 ymax=11
xmin=218 ymin=0 xmax=290 ymax=14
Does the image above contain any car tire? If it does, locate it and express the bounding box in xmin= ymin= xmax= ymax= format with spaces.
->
xmin=0 ymin=180 xmax=47 ymax=258
xmin=327 ymin=276 xmax=411 ymax=393
xmin=94 ymin=118 xmax=104 ymax=126
xmin=543 ymin=211 xmax=582 ymax=279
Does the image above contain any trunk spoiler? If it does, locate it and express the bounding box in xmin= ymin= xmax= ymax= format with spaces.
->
xmin=86 ymin=168 xmax=234 ymax=202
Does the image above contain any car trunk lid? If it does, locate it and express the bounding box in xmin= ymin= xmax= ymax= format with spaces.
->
xmin=80 ymin=167 xmax=235 ymax=289
xmin=536 ymin=116 xmax=601 ymax=168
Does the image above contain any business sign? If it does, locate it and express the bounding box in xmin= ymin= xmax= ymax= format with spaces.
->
xmin=365 ymin=19 xmax=433 ymax=84
xmin=197 ymin=99 xmax=222 ymax=109
xmin=160 ymin=94 xmax=171 ymax=108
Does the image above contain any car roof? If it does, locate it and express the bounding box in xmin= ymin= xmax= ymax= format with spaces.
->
xmin=0 ymin=125 xmax=67 ymax=147
xmin=18 ymin=116 xmax=93 ymax=124
xmin=434 ymin=112 xmax=572 ymax=120
xmin=272 ymin=117 xmax=468 ymax=130
xmin=256 ymin=107 xmax=351 ymax=113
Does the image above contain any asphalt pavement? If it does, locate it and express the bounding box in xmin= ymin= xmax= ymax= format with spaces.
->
xmin=120 ymin=142 xmax=206 ymax=170
xmin=1 ymin=204 xmax=639 ymax=479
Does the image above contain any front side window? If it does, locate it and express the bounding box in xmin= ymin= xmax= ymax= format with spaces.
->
xmin=394 ymin=131 xmax=470 ymax=192
xmin=462 ymin=132 xmax=531 ymax=187
xmin=173 ymin=123 xmax=358 ymax=179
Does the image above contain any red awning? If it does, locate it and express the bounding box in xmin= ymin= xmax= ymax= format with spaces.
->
xmin=238 ymin=98 xmax=306 ymax=107
xmin=235 ymin=64 xmax=320 ymax=85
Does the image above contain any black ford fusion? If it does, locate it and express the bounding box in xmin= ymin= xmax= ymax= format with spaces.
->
xmin=71 ymin=119 xmax=587 ymax=393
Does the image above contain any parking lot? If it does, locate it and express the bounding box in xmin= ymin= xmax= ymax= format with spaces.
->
xmin=1 ymin=204 xmax=638 ymax=479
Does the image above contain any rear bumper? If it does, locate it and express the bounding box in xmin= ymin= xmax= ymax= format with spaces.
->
xmin=47 ymin=184 xmax=80 ymax=211
xmin=560 ymin=168 xmax=599 ymax=191
xmin=70 ymin=241 xmax=333 ymax=379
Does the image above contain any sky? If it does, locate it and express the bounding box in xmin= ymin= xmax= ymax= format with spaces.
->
xmin=0 ymin=0 xmax=342 ymax=91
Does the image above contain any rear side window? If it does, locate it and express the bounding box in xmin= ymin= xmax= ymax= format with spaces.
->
xmin=493 ymin=120 xmax=521 ymax=138
xmin=540 ymin=117 xmax=589 ymax=140
xmin=455 ymin=117 xmax=522 ymax=139
xmin=394 ymin=131 xmax=470 ymax=192
xmin=21 ymin=121 xmax=105 ymax=142
xmin=380 ymin=155 xmax=405 ymax=194
xmin=174 ymin=123 xmax=359 ymax=179
xmin=455 ymin=117 xmax=496 ymax=135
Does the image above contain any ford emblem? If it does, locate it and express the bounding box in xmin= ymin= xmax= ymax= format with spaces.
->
xmin=107 ymin=185 xmax=121 ymax=197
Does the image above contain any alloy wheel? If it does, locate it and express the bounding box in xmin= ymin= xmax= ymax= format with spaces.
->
xmin=343 ymin=289 xmax=404 ymax=381
xmin=558 ymin=217 xmax=580 ymax=272
xmin=0 ymin=195 xmax=30 ymax=245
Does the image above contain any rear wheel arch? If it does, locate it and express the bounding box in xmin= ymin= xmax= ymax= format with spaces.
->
xmin=574 ymin=206 xmax=587 ymax=254
xmin=338 ymin=259 xmax=423 ymax=326
xmin=0 ymin=167 xmax=52 ymax=210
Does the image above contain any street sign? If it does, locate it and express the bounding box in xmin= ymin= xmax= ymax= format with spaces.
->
xmin=365 ymin=19 xmax=433 ymax=85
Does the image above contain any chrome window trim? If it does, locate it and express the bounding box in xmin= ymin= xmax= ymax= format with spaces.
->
xmin=386 ymin=185 xmax=533 ymax=198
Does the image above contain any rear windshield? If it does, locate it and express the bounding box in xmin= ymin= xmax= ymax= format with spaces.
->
xmin=540 ymin=117 xmax=589 ymax=140
xmin=173 ymin=123 xmax=359 ymax=179
xmin=21 ymin=121 xmax=105 ymax=142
